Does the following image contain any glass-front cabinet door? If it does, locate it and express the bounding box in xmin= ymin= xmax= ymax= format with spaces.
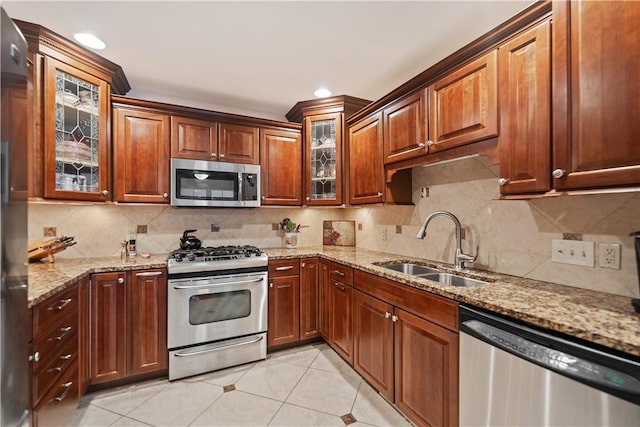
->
xmin=44 ymin=57 xmax=110 ymax=200
xmin=304 ymin=112 xmax=342 ymax=205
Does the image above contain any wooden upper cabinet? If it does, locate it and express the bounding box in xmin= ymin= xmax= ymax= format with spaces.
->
xmin=113 ymin=106 xmax=170 ymax=203
xmin=349 ymin=112 xmax=385 ymax=205
xmin=383 ymin=90 xmax=428 ymax=164
xmin=170 ymin=116 xmax=217 ymax=160
xmin=43 ymin=57 xmax=111 ymax=201
xmin=498 ymin=20 xmax=551 ymax=195
xmin=218 ymin=123 xmax=260 ymax=164
xmin=260 ymin=128 xmax=302 ymax=206
xmin=552 ymin=1 xmax=640 ymax=190
xmin=305 ymin=113 xmax=343 ymax=206
xmin=429 ymin=50 xmax=498 ymax=152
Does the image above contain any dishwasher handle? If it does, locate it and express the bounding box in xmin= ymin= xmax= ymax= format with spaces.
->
xmin=460 ymin=305 xmax=640 ymax=405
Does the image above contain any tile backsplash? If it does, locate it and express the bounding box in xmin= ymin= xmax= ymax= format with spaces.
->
xmin=29 ymin=156 xmax=640 ymax=298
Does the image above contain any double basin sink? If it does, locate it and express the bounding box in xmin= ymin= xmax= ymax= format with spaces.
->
xmin=377 ymin=262 xmax=489 ymax=287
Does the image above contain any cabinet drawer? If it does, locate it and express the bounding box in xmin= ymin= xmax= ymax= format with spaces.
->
xmin=354 ymin=270 xmax=458 ymax=331
xmin=32 ymin=332 xmax=78 ymax=405
xmin=269 ymin=259 xmax=300 ymax=277
xmin=329 ymin=262 xmax=353 ymax=286
xmin=33 ymin=361 xmax=79 ymax=427
xmin=32 ymin=308 xmax=78 ymax=370
xmin=33 ymin=283 xmax=79 ymax=337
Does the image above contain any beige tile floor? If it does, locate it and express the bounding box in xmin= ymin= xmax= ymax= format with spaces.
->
xmin=70 ymin=343 xmax=413 ymax=427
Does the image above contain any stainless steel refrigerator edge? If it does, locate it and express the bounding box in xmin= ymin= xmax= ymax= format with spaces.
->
xmin=0 ymin=7 xmax=29 ymax=427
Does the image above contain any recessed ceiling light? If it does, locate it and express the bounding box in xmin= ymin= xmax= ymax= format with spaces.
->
xmin=73 ymin=33 xmax=106 ymax=50
xmin=314 ymin=88 xmax=332 ymax=98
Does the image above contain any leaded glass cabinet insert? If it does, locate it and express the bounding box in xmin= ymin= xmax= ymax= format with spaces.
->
xmin=310 ymin=118 xmax=336 ymax=199
xmin=55 ymin=70 xmax=100 ymax=192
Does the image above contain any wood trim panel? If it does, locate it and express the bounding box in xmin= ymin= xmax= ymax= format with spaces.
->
xmin=354 ymin=270 xmax=458 ymax=332
xmin=300 ymin=258 xmax=321 ymax=339
xmin=498 ymin=19 xmax=551 ymax=194
xmin=329 ymin=279 xmax=353 ymax=364
xmin=285 ymin=95 xmax=371 ymax=123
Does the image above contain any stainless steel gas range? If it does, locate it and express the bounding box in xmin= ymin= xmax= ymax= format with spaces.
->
xmin=167 ymin=245 xmax=268 ymax=380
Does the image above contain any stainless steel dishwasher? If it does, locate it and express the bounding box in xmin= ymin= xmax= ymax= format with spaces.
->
xmin=459 ymin=305 xmax=640 ymax=426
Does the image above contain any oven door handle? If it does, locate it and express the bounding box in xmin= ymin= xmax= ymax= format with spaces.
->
xmin=172 ymin=277 xmax=264 ymax=290
xmin=173 ymin=335 xmax=264 ymax=357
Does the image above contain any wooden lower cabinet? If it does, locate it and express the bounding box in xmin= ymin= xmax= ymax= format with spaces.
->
xmin=353 ymin=290 xmax=394 ymax=400
xmin=353 ymin=270 xmax=459 ymax=427
xmin=394 ymin=308 xmax=459 ymax=427
xmin=90 ymin=269 xmax=167 ymax=385
xmin=330 ymin=280 xmax=353 ymax=364
xmin=300 ymin=258 xmax=320 ymax=339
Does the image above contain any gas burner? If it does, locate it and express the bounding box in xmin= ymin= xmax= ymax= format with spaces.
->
xmin=167 ymin=244 xmax=268 ymax=275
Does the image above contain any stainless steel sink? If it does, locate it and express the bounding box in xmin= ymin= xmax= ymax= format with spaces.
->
xmin=377 ymin=262 xmax=488 ymax=287
xmin=378 ymin=263 xmax=439 ymax=276
xmin=417 ymin=273 xmax=488 ymax=287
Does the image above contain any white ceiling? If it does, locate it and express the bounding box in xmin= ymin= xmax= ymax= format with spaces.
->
xmin=4 ymin=1 xmax=533 ymax=121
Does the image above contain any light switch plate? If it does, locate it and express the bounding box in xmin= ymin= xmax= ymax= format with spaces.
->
xmin=551 ymin=239 xmax=595 ymax=267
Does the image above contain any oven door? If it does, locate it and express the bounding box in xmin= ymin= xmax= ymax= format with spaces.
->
xmin=167 ymin=272 xmax=267 ymax=349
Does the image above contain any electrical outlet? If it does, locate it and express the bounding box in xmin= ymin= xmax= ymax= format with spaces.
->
xmin=43 ymin=227 xmax=56 ymax=237
xmin=211 ymin=224 xmax=220 ymax=232
xmin=358 ymin=223 xmax=363 ymax=231
xmin=381 ymin=228 xmax=387 ymax=241
xmin=420 ymin=187 xmax=429 ymax=198
xmin=136 ymin=225 xmax=147 ymax=234
xmin=551 ymin=239 xmax=594 ymax=267
xmin=599 ymin=243 xmax=621 ymax=269
xmin=272 ymin=223 xmax=280 ymax=231
xmin=395 ymin=225 xmax=402 ymax=234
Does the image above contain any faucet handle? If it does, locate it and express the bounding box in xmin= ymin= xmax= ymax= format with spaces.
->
xmin=458 ymin=246 xmax=479 ymax=264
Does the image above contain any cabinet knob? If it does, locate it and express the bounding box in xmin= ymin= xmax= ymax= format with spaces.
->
xmin=211 ymin=153 xmax=217 ymax=157
xmin=498 ymin=178 xmax=508 ymax=186
xmin=306 ymin=197 xmax=310 ymax=202
xmin=269 ymin=283 xmax=273 ymax=288
xmin=117 ymin=277 xmax=124 ymax=284
xmin=418 ymin=142 xmax=426 ymax=148
xmin=261 ymin=196 xmax=266 ymax=200
xmin=163 ymin=192 xmax=169 ymax=198
xmin=377 ymin=192 xmax=383 ymax=197
xmin=391 ymin=315 xmax=399 ymax=322
xmin=384 ymin=312 xmax=391 ymax=319
xmin=427 ymin=140 xmax=434 ymax=147
xmin=101 ymin=189 xmax=109 ymax=196
xmin=552 ymin=169 xmax=565 ymax=179
xmin=301 ymin=262 xmax=306 ymax=267
xmin=29 ymin=352 xmax=40 ymax=362
xmin=219 ymin=154 xmax=225 ymax=158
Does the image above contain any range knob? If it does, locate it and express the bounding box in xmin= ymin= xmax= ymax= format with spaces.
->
xmin=174 ymin=254 xmax=183 ymax=262
xmin=187 ymin=254 xmax=196 ymax=262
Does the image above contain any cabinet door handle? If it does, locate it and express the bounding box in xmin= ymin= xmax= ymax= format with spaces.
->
xmin=48 ymin=326 xmax=72 ymax=342
xmin=498 ymin=178 xmax=508 ymax=186
xmin=301 ymin=262 xmax=306 ymax=267
xmin=135 ymin=271 xmax=162 ymax=277
xmin=269 ymin=283 xmax=273 ymax=288
xmin=275 ymin=266 xmax=294 ymax=271
xmin=219 ymin=153 xmax=225 ymax=158
xmin=102 ymin=189 xmax=109 ymax=196
xmin=418 ymin=142 xmax=426 ymax=148
xmin=163 ymin=192 xmax=169 ymax=199
xmin=332 ymin=270 xmax=345 ymax=277
xmin=384 ymin=312 xmax=391 ymax=319
xmin=377 ymin=192 xmax=383 ymax=197
xmin=391 ymin=315 xmax=399 ymax=322
xmin=305 ymin=197 xmax=310 ymax=202
xmin=261 ymin=196 xmax=266 ymax=200
xmin=29 ymin=352 xmax=40 ymax=362
xmin=54 ymin=382 xmax=73 ymax=402
xmin=427 ymin=140 xmax=434 ymax=147
xmin=48 ymin=298 xmax=72 ymax=312
xmin=117 ymin=277 xmax=124 ymax=284
xmin=333 ymin=282 xmax=346 ymax=291
xmin=552 ymin=169 xmax=565 ymax=179
xmin=47 ymin=354 xmax=72 ymax=373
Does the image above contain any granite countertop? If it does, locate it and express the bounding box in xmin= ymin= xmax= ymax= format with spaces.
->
xmin=28 ymin=246 xmax=640 ymax=357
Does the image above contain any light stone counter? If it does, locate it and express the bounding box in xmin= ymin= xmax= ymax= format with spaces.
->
xmin=28 ymin=246 xmax=640 ymax=357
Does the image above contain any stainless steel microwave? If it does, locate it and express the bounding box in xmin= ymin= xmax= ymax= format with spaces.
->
xmin=170 ymin=158 xmax=260 ymax=207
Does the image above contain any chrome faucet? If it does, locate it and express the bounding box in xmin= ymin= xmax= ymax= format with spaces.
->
xmin=416 ymin=210 xmax=478 ymax=270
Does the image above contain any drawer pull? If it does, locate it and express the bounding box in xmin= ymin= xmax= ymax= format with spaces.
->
xmin=275 ymin=266 xmax=294 ymax=271
xmin=48 ymin=326 xmax=72 ymax=342
xmin=47 ymin=354 xmax=73 ymax=373
xmin=54 ymin=381 xmax=73 ymax=402
xmin=48 ymin=298 xmax=72 ymax=312
xmin=333 ymin=282 xmax=346 ymax=291
xmin=332 ymin=270 xmax=345 ymax=277
xmin=392 ymin=315 xmax=399 ymax=322
xmin=29 ymin=352 xmax=40 ymax=362
xmin=135 ymin=271 xmax=163 ymax=277
xmin=385 ymin=312 xmax=391 ymax=319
